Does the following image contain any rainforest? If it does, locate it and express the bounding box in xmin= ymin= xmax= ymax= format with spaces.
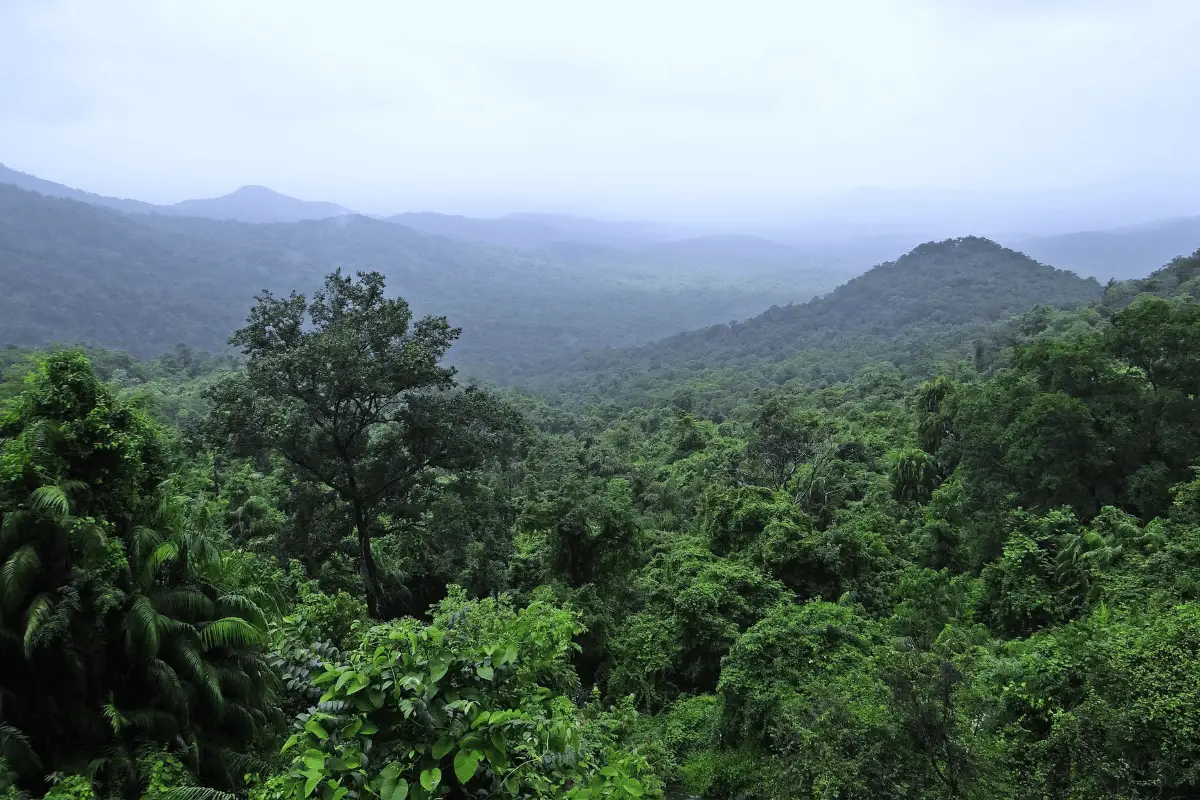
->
xmin=2 ymin=227 xmax=1200 ymax=799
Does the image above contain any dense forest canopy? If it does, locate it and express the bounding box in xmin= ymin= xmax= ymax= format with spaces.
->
xmin=3 ymin=157 xmax=1200 ymax=799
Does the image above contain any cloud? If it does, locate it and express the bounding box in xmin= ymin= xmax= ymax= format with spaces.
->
xmin=0 ymin=0 xmax=1197 ymax=228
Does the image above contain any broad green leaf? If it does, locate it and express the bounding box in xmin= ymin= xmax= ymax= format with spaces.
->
xmin=453 ymin=750 xmax=481 ymax=785
xmin=419 ymin=768 xmax=441 ymax=791
xmin=305 ymin=719 xmax=329 ymax=740
xmin=475 ymin=665 xmax=493 ymax=681
xmin=432 ymin=735 xmax=455 ymax=760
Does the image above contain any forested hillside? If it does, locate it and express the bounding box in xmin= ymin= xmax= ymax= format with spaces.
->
xmin=518 ymin=236 xmax=1103 ymax=405
xmin=2 ymin=242 xmax=1199 ymax=800
xmin=0 ymin=184 xmax=838 ymax=381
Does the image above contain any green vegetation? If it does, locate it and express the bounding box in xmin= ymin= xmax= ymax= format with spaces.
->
xmin=0 ymin=184 xmax=839 ymax=384
xmin=2 ymin=224 xmax=1200 ymax=799
xmin=517 ymin=236 xmax=1103 ymax=408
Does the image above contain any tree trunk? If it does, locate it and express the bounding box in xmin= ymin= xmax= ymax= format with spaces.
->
xmin=353 ymin=499 xmax=383 ymax=618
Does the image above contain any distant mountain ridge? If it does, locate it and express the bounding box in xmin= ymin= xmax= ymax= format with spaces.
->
xmin=0 ymin=163 xmax=159 ymax=214
xmin=1012 ymin=215 xmax=1200 ymax=281
xmin=164 ymin=185 xmax=352 ymax=223
xmin=0 ymin=163 xmax=352 ymax=223
xmin=0 ymin=182 xmax=835 ymax=380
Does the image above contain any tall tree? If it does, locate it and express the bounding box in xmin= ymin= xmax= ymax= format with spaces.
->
xmin=207 ymin=269 xmax=517 ymax=617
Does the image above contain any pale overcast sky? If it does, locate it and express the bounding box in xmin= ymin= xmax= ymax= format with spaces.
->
xmin=2 ymin=0 xmax=1198 ymax=231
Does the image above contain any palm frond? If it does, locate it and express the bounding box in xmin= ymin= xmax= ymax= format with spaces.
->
xmin=102 ymin=701 xmax=128 ymax=735
xmin=162 ymin=786 xmax=236 ymax=800
xmin=200 ymin=617 xmax=265 ymax=651
xmin=29 ymin=484 xmax=71 ymax=519
xmin=22 ymin=592 xmax=54 ymax=656
xmin=169 ymin=639 xmax=224 ymax=707
xmin=0 ymin=723 xmax=42 ymax=776
xmin=130 ymin=525 xmax=164 ymax=565
xmin=214 ymin=593 xmax=268 ymax=629
xmin=180 ymin=533 xmax=222 ymax=576
xmin=125 ymin=594 xmax=162 ymax=657
xmin=1 ymin=544 xmax=41 ymax=611
xmin=124 ymin=708 xmax=180 ymax=739
xmin=0 ymin=510 xmax=31 ymax=555
xmin=148 ymin=657 xmax=186 ymax=710
xmin=144 ymin=542 xmax=180 ymax=578
xmin=68 ymin=519 xmax=106 ymax=559
xmin=153 ymin=588 xmax=215 ymax=621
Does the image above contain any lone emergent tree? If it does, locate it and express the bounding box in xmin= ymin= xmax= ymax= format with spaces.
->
xmin=207 ymin=269 xmax=511 ymax=617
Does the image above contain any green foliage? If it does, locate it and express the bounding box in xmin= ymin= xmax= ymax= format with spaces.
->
xmin=274 ymin=591 xmax=659 ymax=800
xmin=7 ymin=233 xmax=1200 ymax=799
xmin=42 ymin=776 xmax=94 ymax=800
xmin=0 ymin=182 xmax=834 ymax=383
xmin=206 ymin=269 xmax=522 ymax=617
xmin=0 ymin=354 xmax=278 ymax=795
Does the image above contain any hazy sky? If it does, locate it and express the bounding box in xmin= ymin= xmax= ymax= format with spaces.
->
xmin=2 ymin=0 xmax=1199 ymax=231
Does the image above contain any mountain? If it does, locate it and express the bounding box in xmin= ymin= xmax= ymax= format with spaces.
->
xmin=519 ymin=236 xmax=1105 ymax=402
xmin=0 ymin=162 xmax=158 ymax=214
xmin=1012 ymin=215 xmax=1200 ymax=281
xmin=0 ymin=164 xmax=352 ymax=224
xmin=0 ymin=183 xmax=835 ymax=381
xmin=162 ymin=185 xmax=352 ymax=223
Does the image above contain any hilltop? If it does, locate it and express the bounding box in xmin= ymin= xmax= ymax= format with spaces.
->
xmin=0 ymin=163 xmax=351 ymax=223
xmin=517 ymin=236 xmax=1104 ymax=403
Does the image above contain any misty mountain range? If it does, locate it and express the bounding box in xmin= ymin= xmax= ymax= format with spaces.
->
xmin=5 ymin=162 xmax=1200 ymax=281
